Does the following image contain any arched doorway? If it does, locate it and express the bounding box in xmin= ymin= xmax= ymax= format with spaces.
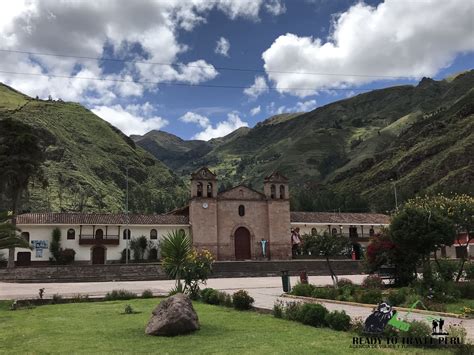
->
xmin=234 ymin=227 xmax=251 ymax=260
xmin=92 ymin=246 xmax=105 ymax=264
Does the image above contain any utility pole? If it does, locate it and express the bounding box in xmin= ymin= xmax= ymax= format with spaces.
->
xmin=390 ymin=179 xmax=398 ymax=211
xmin=126 ymin=166 xmax=129 ymax=264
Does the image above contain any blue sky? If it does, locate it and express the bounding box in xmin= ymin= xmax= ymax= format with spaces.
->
xmin=0 ymin=0 xmax=473 ymax=140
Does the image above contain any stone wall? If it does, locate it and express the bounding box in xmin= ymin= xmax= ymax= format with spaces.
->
xmin=0 ymin=260 xmax=363 ymax=283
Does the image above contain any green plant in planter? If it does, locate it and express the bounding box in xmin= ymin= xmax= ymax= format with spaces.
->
xmin=291 ymin=283 xmax=315 ymax=297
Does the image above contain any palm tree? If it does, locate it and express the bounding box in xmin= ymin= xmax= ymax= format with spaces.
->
xmin=161 ymin=230 xmax=192 ymax=292
xmin=0 ymin=212 xmax=31 ymax=265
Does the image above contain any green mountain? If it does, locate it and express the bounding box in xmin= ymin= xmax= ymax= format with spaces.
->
xmin=135 ymin=71 xmax=474 ymax=212
xmin=0 ymin=83 xmax=186 ymax=213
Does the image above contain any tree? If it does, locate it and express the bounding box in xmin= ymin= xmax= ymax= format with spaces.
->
xmin=0 ymin=117 xmax=46 ymax=267
xmin=310 ymin=232 xmax=351 ymax=287
xmin=161 ymin=230 xmax=192 ymax=292
xmin=0 ymin=211 xmax=31 ymax=262
xmin=49 ymin=228 xmax=62 ymax=264
xmin=390 ymin=206 xmax=456 ymax=284
xmin=405 ymin=194 xmax=474 ymax=281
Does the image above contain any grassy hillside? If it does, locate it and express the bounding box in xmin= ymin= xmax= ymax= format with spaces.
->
xmin=0 ymin=84 xmax=186 ymax=213
xmin=135 ymin=72 xmax=474 ymax=211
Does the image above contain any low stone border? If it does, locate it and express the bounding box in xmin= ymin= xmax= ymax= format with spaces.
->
xmin=281 ymin=294 xmax=467 ymax=319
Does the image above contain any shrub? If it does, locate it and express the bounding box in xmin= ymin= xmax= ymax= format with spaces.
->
xmin=299 ymin=303 xmax=328 ymax=327
xmin=435 ymin=259 xmax=458 ymax=282
xmin=291 ymin=283 xmax=315 ymax=297
xmin=325 ymin=310 xmax=351 ymax=331
xmin=120 ymin=249 xmax=131 ymax=263
xmin=446 ymin=322 xmax=467 ymax=342
xmin=284 ymin=302 xmax=303 ymax=321
xmin=104 ymin=289 xmax=137 ymax=301
xmin=337 ymin=284 xmax=356 ymax=302
xmin=217 ymin=291 xmax=232 ymax=307
xmin=337 ymin=278 xmax=353 ymax=288
xmin=200 ymin=288 xmax=214 ymax=302
xmin=71 ymin=294 xmax=89 ymax=303
xmin=272 ymin=300 xmax=284 ymax=318
xmin=0 ymin=252 xmax=7 ymax=268
xmin=401 ymin=320 xmax=431 ymax=339
xmin=52 ymin=294 xmax=63 ymax=304
xmin=204 ymin=289 xmax=220 ymax=305
xmin=457 ymin=282 xmax=474 ymax=299
xmin=232 ymin=290 xmax=254 ymax=310
xmin=464 ymin=263 xmax=474 ymax=281
xmin=432 ymin=281 xmax=461 ymax=302
xmin=362 ymin=275 xmax=384 ymax=289
xmin=357 ymin=289 xmax=382 ymax=304
xmin=351 ymin=316 xmax=365 ymax=334
xmin=141 ymin=289 xmax=153 ymax=298
xmin=423 ymin=300 xmax=447 ymax=313
xmin=124 ymin=304 xmax=134 ymax=314
xmin=59 ymin=249 xmax=75 ymax=264
xmin=311 ymin=287 xmax=337 ymax=300
xmin=387 ymin=289 xmax=407 ymax=306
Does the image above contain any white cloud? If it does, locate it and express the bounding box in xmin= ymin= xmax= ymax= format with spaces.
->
xmin=267 ymin=99 xmax=317 ymax=114
xmin=250 ymin=105 xmax=261 ymax=116
xmin=215 ymin=37 xmax=230 ymax=57
xmin=265 ymin=0 xmax=286 ymax=16
xmin=92 ymin=104 xmax=168 ymax=136
xmin=194 ymin=112 xmax=249 ymax=140
xmin=180 ymin=112 xmax=210 ymax=128
xmin=262 ymin=0 xmax=474 ymax=97
xmin=181 ymin=111 xmax=249 ymax=140
xmin=243 ymin=76 xmax=269 ymax=98
xmin=0 ymin=1 xmax=280 ymax=105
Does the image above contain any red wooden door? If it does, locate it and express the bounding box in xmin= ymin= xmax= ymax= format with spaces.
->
xmin=92 ymin=247 xmax=105 ymax=264
xmin=235 ymin=227 xmax=251 ymax=260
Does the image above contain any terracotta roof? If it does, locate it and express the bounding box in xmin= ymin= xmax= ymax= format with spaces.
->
xmin=16 ymin=213 xmax=189 ymax=225
xmin=290 ymin=211 xmax=390 ymax=225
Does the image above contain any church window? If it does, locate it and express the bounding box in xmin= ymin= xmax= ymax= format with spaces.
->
xmin=197 ymin=182 xmax=203 ymax=197
xmin=150 ymin=229 xmax=157 ymax=240
xmin=238 ymin=205 xmax=245 ymax=217
xmin=270 ymin=185 xmax=276 ymax=199
xmin=67 ymin=228 xmax=75 ymax=240
xmin=123 ymin=229 xmax=131 ymax=240
xmin=279 ymin=185 xmax=285 ymax=199
xmin=207 ymin=183 xmax=213 ymax=197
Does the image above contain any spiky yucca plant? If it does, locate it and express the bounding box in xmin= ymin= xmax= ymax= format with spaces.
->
xmin=161 ymin=230 xmax=192 ymax=292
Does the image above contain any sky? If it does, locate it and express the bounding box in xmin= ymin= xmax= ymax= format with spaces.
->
xmin=0 ymin=0 xmax=473 ymax=140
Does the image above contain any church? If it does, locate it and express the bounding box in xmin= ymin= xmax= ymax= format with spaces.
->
xmin=13 ymin=167 xmax=390 ymax=265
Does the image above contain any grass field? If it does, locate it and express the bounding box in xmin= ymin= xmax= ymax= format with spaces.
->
xmin=0 ymin=299 xmax=455 ymax=354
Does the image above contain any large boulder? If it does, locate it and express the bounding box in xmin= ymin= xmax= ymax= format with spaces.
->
xmin=145 ymin=293 xmax=200 ymax=336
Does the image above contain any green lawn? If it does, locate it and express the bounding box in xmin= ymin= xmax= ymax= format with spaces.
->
xmin=0 ymin=299 xmax=452 ymax=354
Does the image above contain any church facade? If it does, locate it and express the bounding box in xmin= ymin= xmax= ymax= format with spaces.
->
xmin=12 ymin=167 xmax=393 ymax=265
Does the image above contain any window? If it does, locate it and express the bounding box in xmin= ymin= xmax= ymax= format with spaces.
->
xmin=150 ymin=229 xmax=157 ymax=240
xmin=95 ymin=229 xmax=104 ymax=239
xmin=349 ymin=226 xmax=358 ymax=238
xmin=331 ymin=228 xmax=338 ymax=236
xmin=270 ymin=184 xmax=276 ymax=199
xmin=207 ymin=183 xmax=213 ymax=197
xmin=311 ymin=228 xmax=317 ymax=235
xmin=123 ymin=229 xmax=131 ymax=240
xmin=197 ymin=182 xmax=203 ymax=197
xmin=67 ymin=228 xmax=75 ymax=240
xmin=279 ymin=185 xmax=285 ymax=199
xmin=179 ymin=228 xmax=185 ymax=236
xmin=238 ymin=205 xmax=245 ymax=217
xmin=21 ymin=232 xmax=30 ymax=243
xmin=369 ymin=227 xmax=375 ymax=237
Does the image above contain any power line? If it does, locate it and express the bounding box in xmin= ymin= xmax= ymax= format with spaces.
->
xmin=0 ymin=70 xmax=375 ymax=92
xmin=0 ymin=48 xmax=409 ymax=79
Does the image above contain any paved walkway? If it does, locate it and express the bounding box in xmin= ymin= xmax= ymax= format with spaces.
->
xmin=1 ymin=275 xmax=472 ymax=340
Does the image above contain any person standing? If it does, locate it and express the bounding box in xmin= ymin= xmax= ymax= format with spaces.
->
xmin=291 ymin=228 xmax=301 ymax=257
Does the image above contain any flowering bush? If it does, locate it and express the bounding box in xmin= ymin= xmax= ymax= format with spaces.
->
xmin=182 ymin=249 xmax=214 ymax=299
